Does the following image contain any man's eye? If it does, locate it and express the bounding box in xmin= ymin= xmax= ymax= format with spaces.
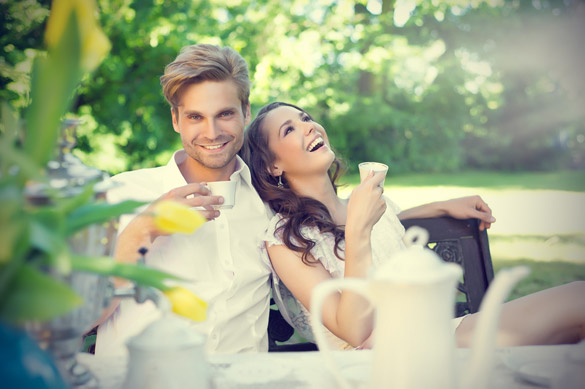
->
xmin=188 ymin=115 xmax=201 ymax=120
xmin=220 ymin=111 xmax=234 ymax=118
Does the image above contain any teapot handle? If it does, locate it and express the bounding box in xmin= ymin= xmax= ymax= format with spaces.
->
xmin=310 ymin=278 xmax=370 ymax=389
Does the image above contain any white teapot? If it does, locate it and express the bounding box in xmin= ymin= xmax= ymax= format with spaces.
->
xmin=311 ymin=226 xmax=529 ymax=389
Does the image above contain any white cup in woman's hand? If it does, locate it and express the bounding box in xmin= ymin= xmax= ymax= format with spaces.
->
xmin=359 ymin=162 xmax=388 ymax=188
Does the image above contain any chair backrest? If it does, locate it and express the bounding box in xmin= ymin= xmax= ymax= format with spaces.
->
xmin=401 ymin=217 xmax=494 ymax=316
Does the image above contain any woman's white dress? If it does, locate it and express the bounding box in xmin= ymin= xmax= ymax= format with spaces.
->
xmin=262 ymin=196 xmax=406 ymax=349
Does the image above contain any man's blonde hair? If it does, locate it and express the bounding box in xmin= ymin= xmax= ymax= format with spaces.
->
xmin=160 ymin=44 xmax=250 ymax=116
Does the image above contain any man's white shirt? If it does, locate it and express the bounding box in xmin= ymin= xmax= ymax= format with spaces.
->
xmin=96 ymin=150 xmax=273 ymax=356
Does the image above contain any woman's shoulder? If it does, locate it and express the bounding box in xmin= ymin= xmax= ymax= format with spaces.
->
xmin=263 ymin=213 xmax=344 ymax=275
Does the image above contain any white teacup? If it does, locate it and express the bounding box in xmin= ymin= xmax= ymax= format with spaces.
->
xmin=359 ymin=162 xmax=388 ymax=187
xmin=206 ymin=181 xmax=236 ymax=209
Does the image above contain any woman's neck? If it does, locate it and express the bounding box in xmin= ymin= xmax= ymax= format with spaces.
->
xmin=287 ymin=173 xmax=347 ymax=225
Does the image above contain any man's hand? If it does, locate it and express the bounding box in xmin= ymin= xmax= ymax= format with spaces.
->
xmin=440 ymin=195 xmax=495 ymax=231
xmin=114 ymin=182 xmax=224 ymax=266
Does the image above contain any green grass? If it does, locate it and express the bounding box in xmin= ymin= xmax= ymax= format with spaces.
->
xmin=340 ymin=169 xmax=585 ymax=192
xmin=494 ymin=259 xmax=585 ymax=301
xmin=339 ymin=169 xmax=585 ymax=299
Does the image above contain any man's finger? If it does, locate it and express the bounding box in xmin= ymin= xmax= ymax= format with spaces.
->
xmin=186 ymin=195 xmax=224 ymax=208
xmin=198 ymin=209 xmax=220 ymax=220
xmin=167 ymin=183 xmax=211 ymax=199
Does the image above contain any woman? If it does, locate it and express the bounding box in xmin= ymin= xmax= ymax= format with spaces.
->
xmin=242 ymin=101 xmax=585 ymax=349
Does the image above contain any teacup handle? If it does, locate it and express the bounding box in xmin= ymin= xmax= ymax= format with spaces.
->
xmin=310 ymin=278 xmax=370 ymax=389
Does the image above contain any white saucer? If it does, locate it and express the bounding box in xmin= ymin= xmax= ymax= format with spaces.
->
xmin=221 ymin=358 xmax=292 ymax=384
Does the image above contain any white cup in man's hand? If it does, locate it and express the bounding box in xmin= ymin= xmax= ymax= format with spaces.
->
xmin=359 ymin=162 xmax=388 ymax=188
xmin=206 ymin=181 xmax=237 ymax=209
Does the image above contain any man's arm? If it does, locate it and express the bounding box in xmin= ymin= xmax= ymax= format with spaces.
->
xmin=93 ymin=182 xmax=223 ymax=327
xmin=398 ymin=195 xmax=496 ymax=231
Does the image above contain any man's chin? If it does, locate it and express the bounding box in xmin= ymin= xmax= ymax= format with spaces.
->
xmin=192 ymin=154 xmax=237 ymax=170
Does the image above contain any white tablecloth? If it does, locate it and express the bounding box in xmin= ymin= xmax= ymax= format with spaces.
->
xmin=79 ymin=343 xmax=583 ymax=388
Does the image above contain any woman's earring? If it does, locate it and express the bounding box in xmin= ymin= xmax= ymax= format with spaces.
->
xmin=277 ymin=175 xmax=283 ymax=188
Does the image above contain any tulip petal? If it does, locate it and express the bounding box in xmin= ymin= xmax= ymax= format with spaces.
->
xmin=153 ymin=201 xmax=206 ymax=234
xmin=163 ymin=287 xmax=207 ymax=322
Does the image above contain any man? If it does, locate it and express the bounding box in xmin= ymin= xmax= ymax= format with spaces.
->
xmin=96 ymin=44 xmax=273 ymax=355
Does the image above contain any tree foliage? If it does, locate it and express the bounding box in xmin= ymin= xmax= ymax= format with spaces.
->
xmin=2 ymin=0 xmax=584 ymax=174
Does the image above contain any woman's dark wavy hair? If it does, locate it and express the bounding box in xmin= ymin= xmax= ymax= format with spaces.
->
xmin=241 ymin=102 xmax=347 ymax=265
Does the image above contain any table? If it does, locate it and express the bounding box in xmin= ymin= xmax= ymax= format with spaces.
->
xmin=79 ymin=343 xmax=583 ymax=388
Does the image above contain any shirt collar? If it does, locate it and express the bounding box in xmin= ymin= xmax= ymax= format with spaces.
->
xmin=162 ymin=150 xmax=189 ymax=192
xmin=166 ymin=150 xmax=254 ymax=188
xmin=230 ymin=154 xmax=254 ymax=189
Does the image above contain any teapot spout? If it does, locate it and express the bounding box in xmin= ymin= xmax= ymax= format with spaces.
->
xmin=461 ymin=266 xmax=530 ymax=389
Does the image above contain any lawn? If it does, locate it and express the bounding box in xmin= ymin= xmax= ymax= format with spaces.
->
xmin=340 ymin=169 xmax=585 ymax=192
xmin=339 ymin=169 xmax=585 ymax=299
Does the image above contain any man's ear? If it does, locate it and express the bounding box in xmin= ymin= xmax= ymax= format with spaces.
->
xmin=244 ymin=103 xmax=251 ymax=126
xmin=171 ymin=108 xmax=180 ymax=133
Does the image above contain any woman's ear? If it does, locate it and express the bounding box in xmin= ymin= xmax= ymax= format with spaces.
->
xmin=269 ymin=165 xmax=282 ymax=177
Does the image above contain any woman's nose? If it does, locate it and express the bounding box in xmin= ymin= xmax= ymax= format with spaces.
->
xmin=304 ymin=123 xmax=314 ymax=136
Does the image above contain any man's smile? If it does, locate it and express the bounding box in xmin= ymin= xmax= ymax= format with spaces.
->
xmin=201 ymin=142 xmax=228 ymax=150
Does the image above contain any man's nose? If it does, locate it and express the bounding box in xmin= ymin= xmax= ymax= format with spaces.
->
xmin=202 ymin=119 xmax=221 ymax=139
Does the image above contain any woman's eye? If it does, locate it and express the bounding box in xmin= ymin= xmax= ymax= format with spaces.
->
xmin=284 ymin=126 xmax=293 ymax=135
xmin=302 ymin=115 xmax=311 ymax=122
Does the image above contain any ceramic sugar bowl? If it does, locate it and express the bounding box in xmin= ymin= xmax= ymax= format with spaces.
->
xmin=123 ymin=313 xmax=210 ymax=389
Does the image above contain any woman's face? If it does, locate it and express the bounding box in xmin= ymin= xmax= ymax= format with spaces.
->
xmin=262 ymin=105 xmax=335 ymax=178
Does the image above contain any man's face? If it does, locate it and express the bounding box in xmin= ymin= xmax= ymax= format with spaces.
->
xmin=172 ymin=80 xmax=250 ymax=177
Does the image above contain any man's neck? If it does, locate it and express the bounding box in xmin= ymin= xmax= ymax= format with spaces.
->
xmin=178 ymin=155 xmax=238 ymax=183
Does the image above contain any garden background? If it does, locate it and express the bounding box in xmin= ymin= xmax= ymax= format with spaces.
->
xmin=2 ymin=0 xmax=584 ymax=297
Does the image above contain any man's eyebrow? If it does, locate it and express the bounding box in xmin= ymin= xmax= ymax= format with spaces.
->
xmin=182 ymin=107 xmax=237 ymax=117
xmin=182 ymin=109 xmax=201 ymax=116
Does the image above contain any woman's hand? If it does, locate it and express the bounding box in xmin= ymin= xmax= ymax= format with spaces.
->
xmin=346 ymin=171 xmax=387 ymax=237
xmin=399 ymin=195 xmax=495 ymax=231
xmin=440 ymin=195 xmax=495 ymax=231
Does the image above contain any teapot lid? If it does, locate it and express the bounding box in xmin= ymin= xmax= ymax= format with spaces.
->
xmin=374 ymin=226 xmax=462 ymax=283
xmin=127 ymin=313 xmax=206 ymax=351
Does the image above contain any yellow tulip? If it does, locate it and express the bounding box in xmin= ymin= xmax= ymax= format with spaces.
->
xmin=152 ymin=200 xmax=206 ymax=234
xmin=45 ymin=0 xmax=111 ymax=72
xmin=163 ymin=286 xmax=207 ymax=322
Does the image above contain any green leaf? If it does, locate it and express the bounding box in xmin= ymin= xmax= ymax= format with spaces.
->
xmin=70 ymin=255 xmax=184 ymax=291
xmin=28 ymin=209 xmax=71 ymax=275
xmin=56 ymin=182 xmax=96 ymax=215
xmin=65 ymin=200 xmax=145 ymax=235
xmin=24 ymin=12 xmax=82 ymax=168
xmin=0 ymin=264 xmax=82 ymax=323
